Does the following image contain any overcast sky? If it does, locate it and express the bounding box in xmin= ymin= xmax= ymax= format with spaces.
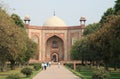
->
xmin=3 ymin=0 xmax=115 ymax=26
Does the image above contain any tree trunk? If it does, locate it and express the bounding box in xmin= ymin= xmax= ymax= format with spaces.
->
xmin=82 ymin=59 xmax=84 ymax=65
xmin=18 ymin=63 xmax=22 ymax=68
xmin=10 ymin=60 xmax=16 ymax=70
xmin=96 ymin=61 xmax=100 ymax=70
xmin=114 ymin=63 xmax=117 ymax=71
xmin=90 ymin=61 xmax=93 ymax=68
xmin=1 ymin=63 xmax=7 ymax=72
xmin=104 ymin=63 xmax=109 ymax=71
xmin=85 ymin=60 xmax=88 ymax=66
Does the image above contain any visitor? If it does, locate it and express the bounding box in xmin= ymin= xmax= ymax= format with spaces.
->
xmin=41 ymin=62 xmax=44 ymax=70
xmin=44 ymin=63 xmax=47 ymax=70
xmin=46 ymin=62 xmax=49 ymax=67
xmin=49 ymin=61 xmax=51 ymax=67
xmin=58 ymin=62 xmax=60 ymax=68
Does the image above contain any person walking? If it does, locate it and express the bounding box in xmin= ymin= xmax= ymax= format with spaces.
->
xmin=44 ymin=63 xmax=47 ymax=70
xmin=49 ymin=61 xmax=51 ymax=67
xmin=58 ymin=62 xmax=60 ymax=68
xmin=41 ymin=62 xmax=44 ymax=70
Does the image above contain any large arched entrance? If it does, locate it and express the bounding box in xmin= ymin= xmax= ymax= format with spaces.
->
xmin=46 ymin=35 xmax=64 ymax=62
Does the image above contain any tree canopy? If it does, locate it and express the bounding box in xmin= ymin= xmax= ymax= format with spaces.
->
xmin=11 ymin=13 xmax=25 ymax=28
xmin=83 ymin=23 xmax=100 ymax=36
xmin=0 ymin=6 xmax=37 ymax=71
xmin=71 ymin=0 xmax=120 ymax=70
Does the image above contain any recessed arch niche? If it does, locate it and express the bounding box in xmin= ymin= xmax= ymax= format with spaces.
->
xmin=32 ymin=35 xmax=39 ymax=44
xmin=31 ymin=35 xmax=39 ymax=60
xmin=46 ymin=35 xmax=64 ymax=62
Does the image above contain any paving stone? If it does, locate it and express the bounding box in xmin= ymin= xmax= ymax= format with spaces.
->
xmin=33 ymin=65 xmax=81 ymax=79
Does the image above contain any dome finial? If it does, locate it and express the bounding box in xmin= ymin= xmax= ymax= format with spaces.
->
xmin=53 ymin=10 xmax=56 ymax=16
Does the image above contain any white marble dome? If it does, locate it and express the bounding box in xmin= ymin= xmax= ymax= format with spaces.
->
xmin=43 ymin=16 xmax=66 ymax=27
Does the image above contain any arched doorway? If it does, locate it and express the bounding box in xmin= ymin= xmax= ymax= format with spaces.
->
xmin=46 ymin=35 xmax=64 ymax=62
xmin=51 ymin=53 xmax=58 ymax=62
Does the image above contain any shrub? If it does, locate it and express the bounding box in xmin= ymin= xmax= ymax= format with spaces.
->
xmin=21 ymin=67 xmax=33 ymax=77
xmin=92 ymin=69 xmax=109 ymax=79
xmin=5 ymin=74 xmax=21 ymax=79
xmin=33 ymin=63 xmax=41 ymax=71
xmin=64 ymin=63 xmax=74 ymax=69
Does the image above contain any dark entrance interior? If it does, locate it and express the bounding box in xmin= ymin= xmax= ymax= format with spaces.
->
xmin=51 ymin=53 xmax=58 ymax=62
xmin=52 ymin=55 xmax=57 ymax=62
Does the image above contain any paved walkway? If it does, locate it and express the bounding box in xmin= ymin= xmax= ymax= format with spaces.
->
xmin=33 ymin=65 xmax=81 ymax=79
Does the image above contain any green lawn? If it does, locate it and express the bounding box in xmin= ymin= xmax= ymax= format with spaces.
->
xmin=79 ymin=68 xmax=120 ymax=79
xmin=80 ymin=71 xmax=93 ymax=79
xmin=65 ymin=65 xmax=120 ymax=79
xmin=109 ymin=71 xmax=120 ymax=79
xmin=0 ymin=67 xmax=41 ymax=79
xmin=77 ymin=67 xmax=94 ymax=79
xmin=0 ymin=68 xmax=21 ymax=79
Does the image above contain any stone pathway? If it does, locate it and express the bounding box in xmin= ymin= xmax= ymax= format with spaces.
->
xmin=33 ymin=65 xmax=81 ymax=79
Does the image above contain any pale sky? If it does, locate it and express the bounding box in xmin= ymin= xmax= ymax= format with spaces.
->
xmin=3 ymin=0 xmax=115 ymax=26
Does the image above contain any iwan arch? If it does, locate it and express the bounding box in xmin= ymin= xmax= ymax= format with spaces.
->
xmin=25 ymin=15 xmax=86 ymax=62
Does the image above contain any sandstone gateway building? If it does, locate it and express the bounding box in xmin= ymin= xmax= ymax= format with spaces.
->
xmin=25 ymin=15 xmax=86 ymax=62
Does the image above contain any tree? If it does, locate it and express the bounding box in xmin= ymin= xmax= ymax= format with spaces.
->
xmin=11 ymin=13 xmax=25 ymax=28
xmin=70 ymin=40 xmax=81 ymax=60
xmin=114 ymin=0 xmax=120 ymax=14
xmin=0 ymin=7 xmax=16 ymax=71
xmin=103 ymin=15 xmax=120 ymax=70
xmin=71 ymin=0 xmax=120 ymax=71
xmin=0 ymin=6 xmax=32 ymax=70
xmin=100 ymin=8 xmax=114 ymax=25
xmin=70 ymin=37 xmax=92 ymax=65
xmin=0 ymin=1 xmax=38 ymax=71
xmin=92 ymin=15 xmax=120 ymax=70
xmin=83 ymin=23 xmax=100 ymax=36
xmin=17 ymin=39 xmax=37 ymax=65
xmin=7 ymin=28 xmax=27 ymax=70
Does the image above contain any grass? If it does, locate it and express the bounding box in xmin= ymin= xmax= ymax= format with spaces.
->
xmin=0 ymin=67 xmax=41 ymax=79
xmin=77 ymin=67 xmax=93 ymax=79
xmin=109 ymin=71 xmax=120 ymax=79
xmin=65 ymin=66 xmax=84 ymax=79
xmin=80 ymin=71 xmax=93 ymax=79
xmin=0 ymin=68 xmax=21 ymax=79
xmin=65 ymin=65 xmax=120 ymax=79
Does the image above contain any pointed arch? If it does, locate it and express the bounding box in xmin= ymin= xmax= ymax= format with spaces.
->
xmin=32 ymin=35 xmax=39 ymax=44
xmin=45 ymin=35 xmax=64 ymax=61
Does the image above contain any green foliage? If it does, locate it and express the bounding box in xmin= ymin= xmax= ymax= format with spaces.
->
xmin=71 ymin=37 xmax=91 ymax=61
xmin=0 ymin=6 xmax=38 ymax=71
xmin=100 ymin=8 xmax=114 ymax=25
xmin=11 ymin=13 xmax=25 ymax=28
xmin=65 ymin=64 xmax=84 ymax=79
xmin=33 ymin=63 xmax=41 ymax=71
xmin=64 ymin=63 xmax=74 ymax=69
xmin=76 ymin=65 xmax=94 ymax=72
xmin=70 ymin=40 xmax=81 ymax=60
xmin=109 ymin=71 xmax=120 ymax=79
xmin=5 ymin=74 xmax=21 ymax=79
xmin=25 ymin=39 xmax=38 ymax=61
xmin=66 ymin=64 xmax=120 ymax=79
xmin=21 ymin=67 xmax=33 ymax=77
xmin=92 ymin=70 xmax=109 ymax=79
xmin=71 ymin=4 xmax=120 ymax=70
xmin=114 ymin=0 xmax=120 ymax=14
xmin=83 ymin=23 xmax=100 ymax=36
xmin=100 ymin=0 xmax=120 ymax=24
